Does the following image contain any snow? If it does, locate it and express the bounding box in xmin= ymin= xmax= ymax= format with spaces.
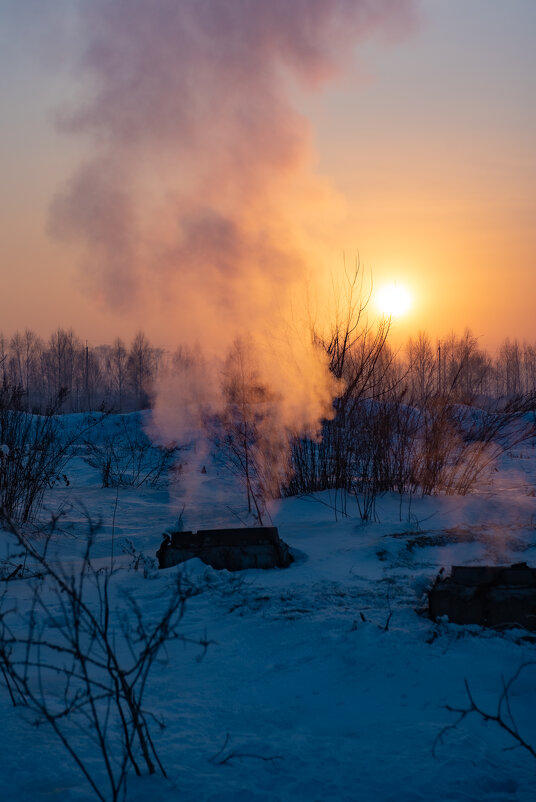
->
xmin=1 ymin=415 xmax=536 ymax=801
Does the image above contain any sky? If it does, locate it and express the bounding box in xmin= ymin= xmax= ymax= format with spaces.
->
xmin=0 ymin=0 xmax=535 ymax=353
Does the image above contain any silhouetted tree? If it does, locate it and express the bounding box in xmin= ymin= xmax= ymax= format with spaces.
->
xmin=127 ymin=331 xmax=156 ymax=409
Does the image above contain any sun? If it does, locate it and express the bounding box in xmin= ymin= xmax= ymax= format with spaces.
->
xmin=376 ymin=281 xmax=412 ymax=318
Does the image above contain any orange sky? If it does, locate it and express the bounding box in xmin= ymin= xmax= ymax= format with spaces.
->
xmin=1 ymin=0 xmax=535 ymax=354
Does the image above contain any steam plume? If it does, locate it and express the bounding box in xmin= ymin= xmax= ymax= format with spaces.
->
xmin=51 ymin=0 xmax=416 ymax=338
xmin=51 ymin=0 xmax=417 ymax=511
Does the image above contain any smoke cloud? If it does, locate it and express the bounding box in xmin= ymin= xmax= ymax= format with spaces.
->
xmin=51 ymin=0 xmax=416 ymax=335
xmin=50 ymin=0 xmax=417 ymax=512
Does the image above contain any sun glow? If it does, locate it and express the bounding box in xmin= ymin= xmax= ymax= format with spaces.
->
xmin=376 ymin=281 xmax=412 ymax=318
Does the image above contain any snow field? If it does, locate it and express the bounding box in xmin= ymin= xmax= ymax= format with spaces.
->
xmin=0 ymin=419 xmax=535 ymax=800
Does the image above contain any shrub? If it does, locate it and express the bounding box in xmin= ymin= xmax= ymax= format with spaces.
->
xmin=0 ymin=386 xmax=77 ymax=523
xmin=83 ymin=414 xmax=180 ymax=488
xmin=0 ymin=514 xmax=208 ymax=801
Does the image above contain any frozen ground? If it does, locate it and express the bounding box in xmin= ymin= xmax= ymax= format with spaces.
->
xmin=1 ymin=415 xmax=536 ymax=801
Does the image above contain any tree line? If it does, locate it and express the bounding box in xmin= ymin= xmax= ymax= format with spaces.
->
xmin=404 ymin=329 xmax=536 ymax=403
xmin=0 ymin=329 xmax=162 ymax=413
xmin=1 ymin=325 xmax=536 ymax=415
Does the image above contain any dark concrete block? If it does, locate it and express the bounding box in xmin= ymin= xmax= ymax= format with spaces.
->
xmin=429 ymin=562 xmax=536 ymax=630
xmin=157 ymin=526 xmax=293 ymax=572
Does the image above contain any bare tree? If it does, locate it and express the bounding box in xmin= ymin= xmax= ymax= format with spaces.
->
xmin=0 ymin=333 xmax=8 ymax=386
xmin=522 ymin=341 xmax=536 ymax=393
xmin=8 ymin=329 xmax=43 ymax=411
xmin=406 ymin=331 xmax=436 ymax=400
xmin=213 ymin=336 xmax=279 ymax=524
xmin=42 ymin=328 xmax=85 ymax=411
xmin=0 ymin=514 xmax=208 ymax=802
xmin=127 ymin=331 xmax=156 ymax=409
xmin=496 ymin=337 xmax=523 ymax=397
xmin=109 ymin=337 xmax=128 ymax=410
xmin=288 ymin=261 xmax=393 ymax=498
xmin=439 ymin=329 xmax=491 ymax=403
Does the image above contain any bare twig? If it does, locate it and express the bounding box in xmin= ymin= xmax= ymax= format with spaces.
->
xmin=209 ymin=733 xmax=284 ymax=766
xmin=0 ymin=512 xmax=208 ymax=801
xmin=434 ymin=662 xmax=536 ymax=761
